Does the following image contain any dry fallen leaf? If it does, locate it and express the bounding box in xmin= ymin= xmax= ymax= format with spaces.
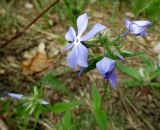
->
xmin=21 ymin=43 xmax=53 ymax=75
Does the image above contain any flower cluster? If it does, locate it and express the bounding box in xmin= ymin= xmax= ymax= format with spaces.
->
xmin=64 ymin=13 xmax=151 ymax=88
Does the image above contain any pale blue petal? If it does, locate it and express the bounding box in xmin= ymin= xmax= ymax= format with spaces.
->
xmin=77 ymin=43 xmax=88 ymax=67
xmin=40 ymin=100 xmax=49 ymax=105
xmin=133 ymin=21 xmax=151 ymax=27
xmin=65 ymin=27 xmax=76 ymax=41
xmin=67 ymin=46 xmax=78 ymax=69
xmin=80 ymin=23 xmax=106 ymax=41
xmin=63 ymin=43 xmax=74 ymax=51
xmin=96 ymin=57 xmax=115 ymax=76
xmin=96 ymin=60 xmax=105 ymax=76
xmin=100 ymin=57 xmax=115 ymax=74
xmin=130 ymin=24 xmax=146 ymax=35
xmin=109 ymin=71 xmax=117 ymax=88
xmin=8 ymin=93 xmax=23 ymax=99
xmin=77 ymin=13 xmax=88 ymax=37
xmin=129 ymin=24 xmax=146 ymax=34
xmin=125 ymin=18 xmax=131 ymax=29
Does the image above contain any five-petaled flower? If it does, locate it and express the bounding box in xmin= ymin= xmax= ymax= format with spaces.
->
xmin=123 ymin=18 xmax=151 ymax=37
xmin=64 ymin=13 xmax=106 ymax=70
xmin=96 ymin=57 xmax=117 ymax=88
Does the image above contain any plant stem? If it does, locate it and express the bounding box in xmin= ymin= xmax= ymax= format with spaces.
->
xmin=99 ymin=81 xmax=109 ymax=110
xmin=89 ymin=81 xmax=109 ymax=130
xmin=0 ymin=0 xmax=60 ymax=48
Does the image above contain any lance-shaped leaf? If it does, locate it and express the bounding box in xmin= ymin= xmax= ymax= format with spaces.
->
xmin=117 ymin=63 xmax=142 ymax=81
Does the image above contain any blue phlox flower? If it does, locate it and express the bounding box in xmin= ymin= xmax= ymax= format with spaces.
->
xmin=64 ymin=13 xmax=106 ymax=70
xmin=96 ymin=57 xmax=117 ymax=88
xmin=124 ymin=18 xmax=151 ymax=36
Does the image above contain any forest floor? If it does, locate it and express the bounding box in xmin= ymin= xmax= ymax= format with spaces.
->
xmin=0 ymin=1 xmax=160 ymax=130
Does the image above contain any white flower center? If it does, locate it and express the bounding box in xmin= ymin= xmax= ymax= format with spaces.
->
xmin=74 ymin=37 xmax=80 ymax=46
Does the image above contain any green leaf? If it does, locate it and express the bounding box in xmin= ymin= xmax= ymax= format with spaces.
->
xmin=151 ymin=68 xmax=160 ymax=80
xmin=150 ymin=82 xmax=160 ymax=87
xmin=62 ymin=111 xmax=72 ymax=130
xmin=123 ymin=80 xmax=143 ymax=87
xmin=41 ymin=73 xmax=68 ymax=93
xmin=105 ymin=47 xmax=117 ymax=60
xmin=52 ymin=102 xmax=79 ymax=113
xmin=95 ymin=110 xmax=108 ymax=130
xmin=140 ymin=53 xmax=153 ymax=71
xmin=34 ymin=108 xmax=40 ymax=128
xmin=120 ymin=51 xmax=134 ymax=58
xmin=117 ymin=63 xmax=142 ymax=81
xmin=91 ymin=84 xmax=101 ymax=110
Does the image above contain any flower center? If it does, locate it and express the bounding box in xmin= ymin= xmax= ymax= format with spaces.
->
xmin=74 ymin=38 xmax=80 ymax=46
xmin=104 ymin=72 xmax=111 ymax=80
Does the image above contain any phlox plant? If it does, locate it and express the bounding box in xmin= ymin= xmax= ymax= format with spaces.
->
xmin=5 ymin=13 xmax=151 ymax=130
xmin=62 ymin=13 xmax=151 ymax=129
xmin=64 ymin=13 xmax=151 ymax=88
xmin=6 ymin=86 xmax=79 ymax=129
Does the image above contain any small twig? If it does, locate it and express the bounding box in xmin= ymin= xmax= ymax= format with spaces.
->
xmin=0 ymin=0 xmax=60 ymax=48
xmin=0 ymin=118 xmax=9 ymax=130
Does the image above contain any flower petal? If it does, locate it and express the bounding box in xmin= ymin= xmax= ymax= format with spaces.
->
xmin=96 ymin=60 xmax=105 ymax=76
xmin=8 ymin=93 xmax=23 ymax=99
xmin=63 ymin=43 xmax=74 ymax=51
xmin=80 ymin=23 xmax=106 ymax=41
xmin=133 ymin=21 xmax=151 ymax=27
xmin=130 ymin=24 xmax=146 ymax=35
xmin=67 ymin=46 xmax=78 ymax=69
xmin=96 ymin=57 xmax=115 ymax=77
xmin=65 ymin=27 xmax=76 ymax=41
xmin=77 ymin=43 xmax=88 ymax=67
xmin=39 ymin=100 xmax=49 ymax=105
xmin=77 ymin=13 xmax=88 ymax=37
xmin=109 ymin=71 xmax=117 ymax=88
xmin=100 ymin=57 xmax=115 ymax=74
xmin=125 ymin=18 xmax=131 ymax=29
